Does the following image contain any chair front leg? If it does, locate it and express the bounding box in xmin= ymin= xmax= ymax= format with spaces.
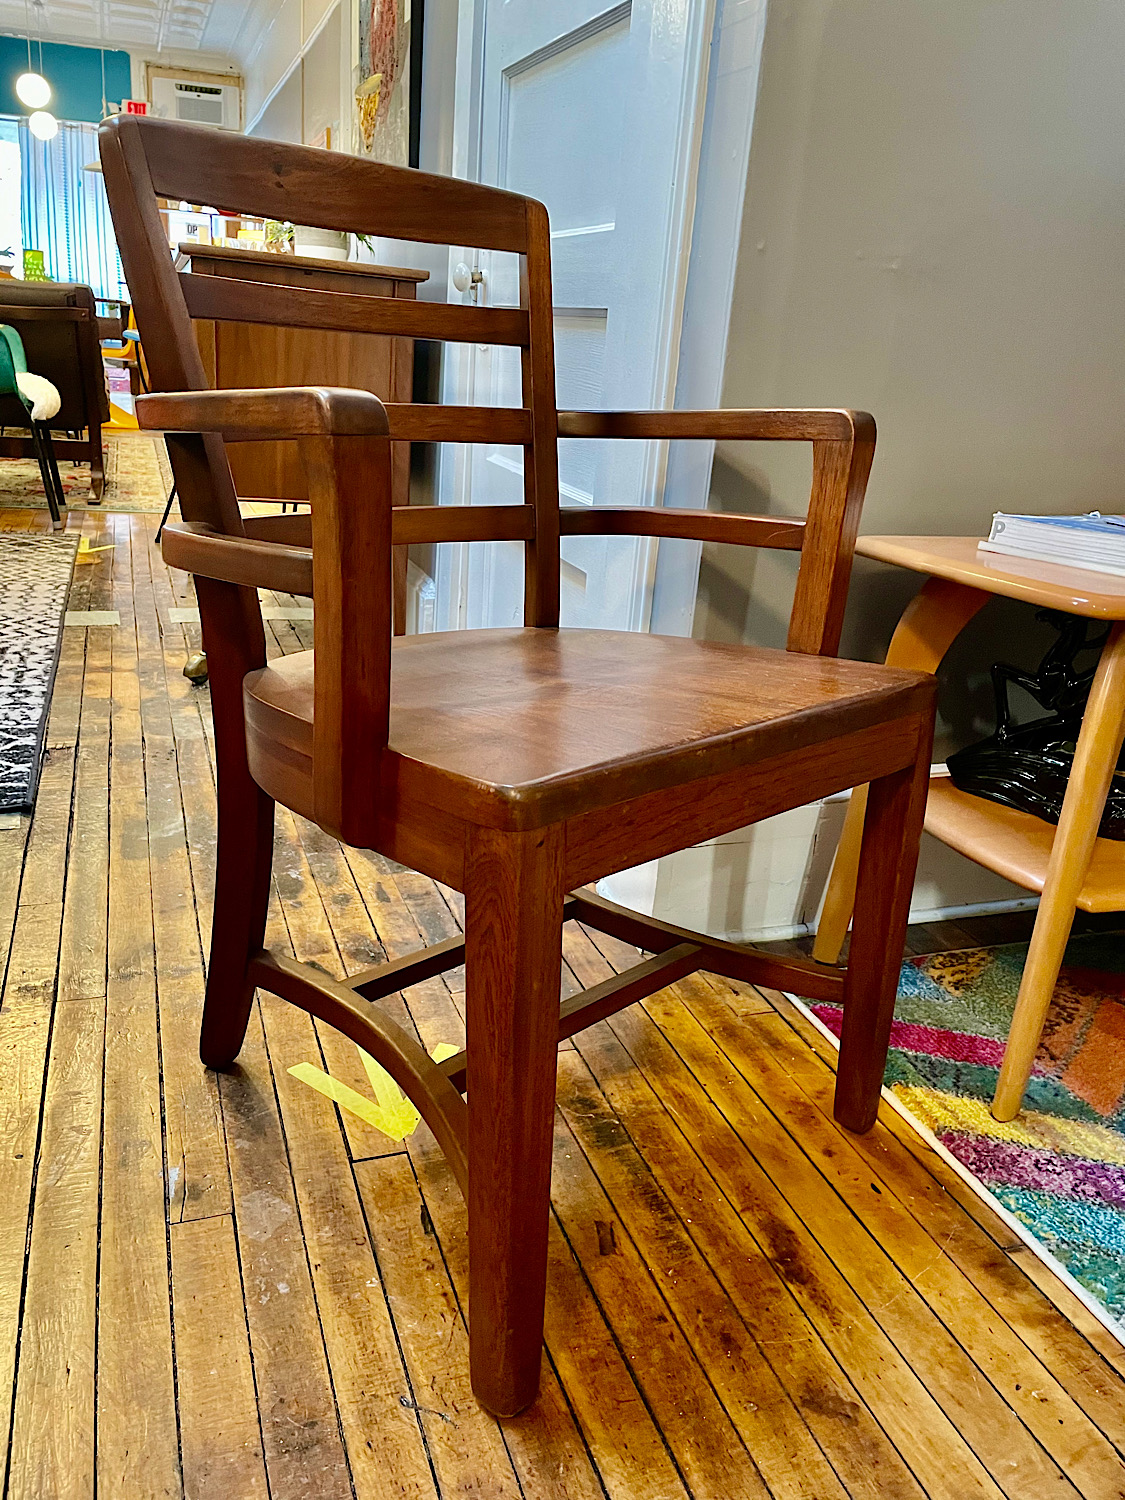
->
xmin=88 ymin=420 xmax=105 ymax=502
xmin=834 ymin=715 xmax=932 ymax=1133
xmin=39 ymin=425 xmax=67 ymax=526
xmin=464 ymin=823 xmax=565 ymax=1417
xmin=196 ymin=576 xmax=274 ymax=1069
xmin=29 ymin=422 xmax=61 ymax=527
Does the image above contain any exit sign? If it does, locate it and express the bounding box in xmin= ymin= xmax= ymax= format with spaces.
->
xmin=124 ymin=99 xmax=147 ymax=115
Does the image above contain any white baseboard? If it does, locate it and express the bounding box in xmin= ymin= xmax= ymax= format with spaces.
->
xmin=598 ymin=771 xmax=1033 ymax=943
xmin=731 ymin=894 xmax=1041 ymax=945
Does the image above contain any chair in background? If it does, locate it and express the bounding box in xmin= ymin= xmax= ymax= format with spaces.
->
xmin=99 ymin=298 xmax=150 ymax=399
xmin=101 ymin=115 xmax=937 ymax=1418
xmin=0 ymin=325 xmax=65 ymax=527
xmin=0 ymin=281 xmax=111 ymax=501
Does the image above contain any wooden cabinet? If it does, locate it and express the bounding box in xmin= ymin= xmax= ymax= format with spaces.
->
xmin=181 ymin=243 xmax=429 ymax=504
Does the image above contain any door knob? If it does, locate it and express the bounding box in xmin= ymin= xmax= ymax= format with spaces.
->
xmin=452 ymin=262 xmax=485 ymax=298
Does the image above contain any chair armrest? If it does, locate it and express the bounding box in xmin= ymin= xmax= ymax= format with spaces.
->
xmin=137 ymin=385 xmax=390 ymax=441
xmin=558 ymin=407 xmax=876 ymax=657
xmin=555 ymin=407 xmax=869 ymax=550
xmin=161 ymin=522 xmax=313 ymax=596
xmin=557 ymin=408 xmax=871 ymax=442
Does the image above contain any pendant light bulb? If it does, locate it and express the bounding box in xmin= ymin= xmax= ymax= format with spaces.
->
xmin=28 ymin=110 xmax=58 ymax=141
xmin=16 ymin=72 xmax=50 ymax=109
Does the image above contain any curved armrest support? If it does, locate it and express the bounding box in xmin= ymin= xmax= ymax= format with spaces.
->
xmin=137 ymin=385 xmax=390 ymax=441
xmin=155 ymin=390 xmax=394 ymax=847
xmin=299 ymin=429 xmax=394 ymax=847
xmin=161 ymin=522 xmax=313 ymax=596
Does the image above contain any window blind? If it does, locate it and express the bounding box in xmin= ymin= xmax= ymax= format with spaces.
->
xmin=19 ymin=118 xmax=126 ymax=301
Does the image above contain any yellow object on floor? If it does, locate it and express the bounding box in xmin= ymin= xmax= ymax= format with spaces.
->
xmin=75 ymin=535 xmax=114 ymax=563
xmin=289 ymin=1041 xmax=459 ymax=1141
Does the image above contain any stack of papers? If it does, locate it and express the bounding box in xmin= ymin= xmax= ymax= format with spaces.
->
xmin=979 ymin=512 xmax=1125 ymax=579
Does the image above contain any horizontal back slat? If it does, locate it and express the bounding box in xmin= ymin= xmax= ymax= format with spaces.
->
xmin=560 ymin=506 xmax=806 ymax=550
xmin=393 ymin=504 xmax=535 ymax=545
xmin=382 ymin=405 xmax=531 ymax=444
xmin=181 ymin=273 xmax=531 ymax=347
xmin=139 ymin=390 xmax=532 ymax=447
xmin=135 ymin=117 xmax=531 ymax=253
xmin=196 ymin=506 xmax=535 ymax=547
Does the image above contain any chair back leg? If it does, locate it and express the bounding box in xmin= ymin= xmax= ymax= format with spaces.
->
xmin=834 ymin=720 xmax=933 ymax=1132
xmin=29 ymin=422 xmax=62 ymax=528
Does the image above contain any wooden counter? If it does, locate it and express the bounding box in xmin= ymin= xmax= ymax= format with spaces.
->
xmin=179 ymin=243 xmax=429 ymax=504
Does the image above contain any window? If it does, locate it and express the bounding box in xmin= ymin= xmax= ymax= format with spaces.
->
xmin=17 ymin=117 xmax=126 ymax=299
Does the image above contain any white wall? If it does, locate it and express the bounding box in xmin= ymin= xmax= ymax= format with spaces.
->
xmin=617 ymin=0 xmax=1125 ymax=937
xmin=252 ymin=64 xmax=302 ymax=143
xmin=236 ymin=0 xmax=348 ymax=138
xmin=698 ymin=0 xmax=1125 ymax=670
xmin=302 ymin=4 xmax=344 ymax=144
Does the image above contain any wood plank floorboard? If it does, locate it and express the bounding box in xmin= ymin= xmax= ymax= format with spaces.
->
xmin=1 ymin=512 xmax=1124 ymax=1497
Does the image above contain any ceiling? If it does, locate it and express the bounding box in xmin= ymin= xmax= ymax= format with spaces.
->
xmin=0 ymin=0 xmax=257 ymax=58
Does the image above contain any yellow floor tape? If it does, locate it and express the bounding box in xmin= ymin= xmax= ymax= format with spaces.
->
xmin=290 ymin=1041 xmax=460 ymax=1142
xmin=75 ymin=536 xmax=114 ymax=564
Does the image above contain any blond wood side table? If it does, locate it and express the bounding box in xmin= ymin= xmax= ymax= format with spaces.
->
xmin=814 ymin=536 xmax=1125 ymax=1120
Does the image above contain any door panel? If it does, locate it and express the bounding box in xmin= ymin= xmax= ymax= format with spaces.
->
xmin=444 ymin=0 xmax=714 ymax=632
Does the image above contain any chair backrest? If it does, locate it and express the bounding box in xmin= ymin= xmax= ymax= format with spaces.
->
xmin=99 ymin=116 xmax=874 ymax=673
xmin=0 ymin=281 xmax=109 ymax=429
xmin=98 ymin=114 xmax=563 ymax=626
xmin=0 ymin=325 xmax=27 ymax=400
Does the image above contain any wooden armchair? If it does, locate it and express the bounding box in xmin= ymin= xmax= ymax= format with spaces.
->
xmin=100 ymin=115 xmax=936 ymax=1418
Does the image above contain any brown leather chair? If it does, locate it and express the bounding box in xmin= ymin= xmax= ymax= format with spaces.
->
xmin=0 ymin=281 xmax=110 ymax=500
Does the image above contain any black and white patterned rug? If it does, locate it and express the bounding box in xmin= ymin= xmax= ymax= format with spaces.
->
xmin=0 ymin=533 xmax=79 ymax=809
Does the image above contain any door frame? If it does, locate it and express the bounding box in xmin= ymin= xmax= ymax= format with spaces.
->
xmin=429 ymin=0 xmax=768 ymax=634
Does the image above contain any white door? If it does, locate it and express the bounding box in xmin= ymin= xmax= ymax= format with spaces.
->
xmin=439 ymin=0 xmax=715 ymax=631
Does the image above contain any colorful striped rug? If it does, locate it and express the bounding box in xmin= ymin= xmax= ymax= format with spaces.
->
xmin=803 ymin=932 xmax=1125 ymax=1335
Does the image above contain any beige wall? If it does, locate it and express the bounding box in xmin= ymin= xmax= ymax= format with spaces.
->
xmin=695 ymin=0 xmax=1125 ymax=751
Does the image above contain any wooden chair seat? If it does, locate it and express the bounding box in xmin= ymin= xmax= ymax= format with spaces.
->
xmin=245 ymin=627 xmax=928 ymax=830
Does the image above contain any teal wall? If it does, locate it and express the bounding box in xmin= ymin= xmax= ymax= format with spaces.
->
xmin=0 ymin=37 xmax=131 ymax=124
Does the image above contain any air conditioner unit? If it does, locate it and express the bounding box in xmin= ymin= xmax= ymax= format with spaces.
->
xmin=150 ymin=76 xmax=242 ymax=132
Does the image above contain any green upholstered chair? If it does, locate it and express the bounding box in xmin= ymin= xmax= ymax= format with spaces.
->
xmin=0 ymin=324 xmax=65 ymax=528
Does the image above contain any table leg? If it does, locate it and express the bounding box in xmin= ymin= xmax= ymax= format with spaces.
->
xmin=812 ymin=578 xmax=989 ymax=964
xmin=992 ymin=621 xmax=1125 ymax=1120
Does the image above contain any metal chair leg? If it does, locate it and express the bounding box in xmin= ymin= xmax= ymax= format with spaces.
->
xmin=40 ymin=425 xmax=68 ymax=525
xmin=29 ymin=423 xmax=62 ymax=528
xmin=155 ymin=483 xmax=178 ymax=543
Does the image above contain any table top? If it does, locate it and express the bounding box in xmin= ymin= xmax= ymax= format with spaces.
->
xmin=857 ymin=535 xmax=1125 ymax=620
xmin=176 ymin=242 xmax=431 ymax=282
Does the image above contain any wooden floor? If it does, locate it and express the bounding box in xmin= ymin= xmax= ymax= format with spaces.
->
xmin=4 ymin=508 xmax=1125 ymax=1499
